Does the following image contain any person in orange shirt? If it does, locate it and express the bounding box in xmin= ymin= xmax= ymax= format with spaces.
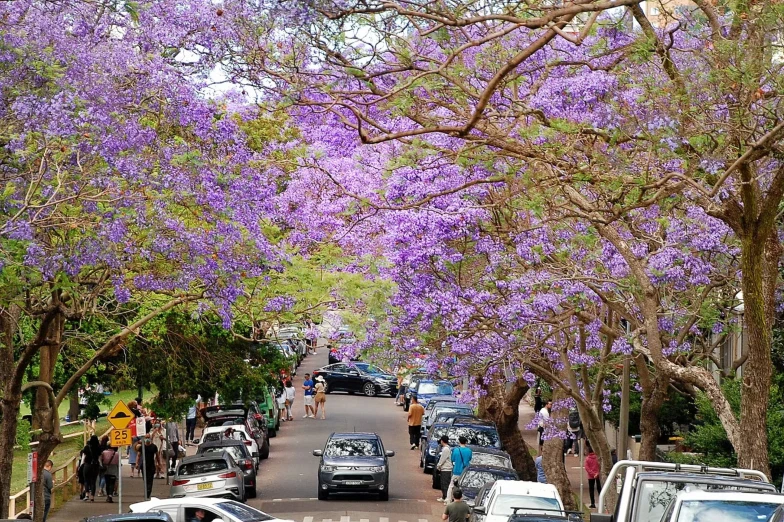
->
xmin=407 ymin=396 xmax=426 ymax=449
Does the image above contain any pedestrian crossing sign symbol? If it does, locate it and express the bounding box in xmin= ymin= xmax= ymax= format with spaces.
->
xmin=107 ymin=400 xmax=133 ymax=429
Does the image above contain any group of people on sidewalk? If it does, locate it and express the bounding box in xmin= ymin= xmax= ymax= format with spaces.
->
xmin=278 ymin=372 xmax=328 ymax=421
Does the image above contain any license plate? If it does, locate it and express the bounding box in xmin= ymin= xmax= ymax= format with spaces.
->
xmin=344 ymin=480 xmax=362 ymax=485
xmin=197 ymin=483 xmax=213 ymax=491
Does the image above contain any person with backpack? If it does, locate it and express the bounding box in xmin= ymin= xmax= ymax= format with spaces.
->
xmin=566 ymin=407 xmax=582 ymax=457
xmin=446 ymin=436 xmax=473 ymax=503
xmin=100 ymin=444 xmax=119 ymax=503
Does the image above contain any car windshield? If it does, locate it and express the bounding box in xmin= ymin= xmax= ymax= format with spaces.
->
xmin=205 ymin=417 xmax=245 ymax=428
xmin=200 ymin=446 xmax=246 ymax=461
xmin=435 ymin=407 xmax=473 ymax=418
xmin=178 ymin=459 xmax=228 ymax=476
xmin=492 ymin=495 xmax=562 ymax=516
xmin=676 ymin=500 xmax=781 ymax=522
xmin=418 ymin=382 xmax=453 ymax=395
xmin=325 ymin=438 xmax=382 ymax=457
xmin=430 ymin=426 xmax=449 ymax=440
xmin=633 ymin=480 xmax=774 ymax=522
xmin=460 ymin=470 xmax=515 ymax=489
xmin=202 ymin=431 xmax=247 ymax=444
xmin=448 ymin=426 xmax=500 ymax=447
xmin=216 ymin=501 xmax=275 ymax=521
xmin=471 ymin=453 xmax=511 ymax=468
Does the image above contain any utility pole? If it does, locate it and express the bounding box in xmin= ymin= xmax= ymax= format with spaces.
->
xmin=619 ymin=319 xmax=631 ymax=460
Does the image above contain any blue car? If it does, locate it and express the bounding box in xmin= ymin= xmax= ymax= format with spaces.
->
xmin=411 ymin=380 xmax=454 ymax=408
xmin=420 ymin=420 xmax=502 ymax=474
xmin=453 ymin=464 xmax=518 ymax=502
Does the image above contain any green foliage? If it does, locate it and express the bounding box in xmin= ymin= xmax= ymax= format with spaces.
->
xmin=15 ymin=419 xmax=31 ymax=451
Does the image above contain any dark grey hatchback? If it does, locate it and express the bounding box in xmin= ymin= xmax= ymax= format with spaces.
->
xmin=313 ymin=432 xmax=395 ymax=501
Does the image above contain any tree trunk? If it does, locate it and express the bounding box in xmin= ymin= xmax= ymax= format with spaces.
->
xmin=477 ymin=376 xmax=537 ymax=481
xmin=543 ymin=388 xmax=576 ymax=510
xmin=735 ymin=233 xmax=779 ymax=476
xmin=0 ymin=306 xmax=22 ymax=520
xmin=638 ymin=370 xmax=668 ymax=462
xmin=581 ymin=406 xmax=617 ymax=511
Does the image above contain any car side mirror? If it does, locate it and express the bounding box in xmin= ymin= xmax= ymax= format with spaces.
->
xmin=591 ymin=515 xmax=613 ymax=522
xmin=313 ymin=450 xmax=323 ymax=456
xmin=472 ymin=506 xmax=486 ymax=515
xmin=385 ymin=450 xmax=395 ymax=457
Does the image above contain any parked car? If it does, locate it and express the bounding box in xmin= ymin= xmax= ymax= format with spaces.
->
xmin=421 ymin=420 xmax=502 ymax=473
xmin=313 ymin=432 xmax=395 ymax=500
xmin=411 ymin=379 xmax=454 ymax=408
xmin=200 ymin=404 xmax=269 ymax=461
xmin=451 ymin=464 xmax=518 ymax=502
xmin=312 ymin=362 xmax=397 ymax=397
xmin=170 ymin=454 xmax=246 ymax=502
xmin=422 ymin=395 xmax=457 ymax=419
xmin=658 ymin=490 xmax=784 ymax=522
xmin=255 ymin=385 xmax=280 ymax=437
xmin=466 ymin=446 xmax=513 ymax=469
xmin=195 ymin=440 xmax=257 ymax=499
xmin=424 ymin=404 xmax=475 ymax=434
xmin=507 ymin=508 xmax=584 ymax=522
xmin=82 ymin=513 xmax=173 ymax=522
xmin=592 ymin=460 xmax=774 ymax=522
xmin=200 ymin=426 xmax=259 ymax=468
xmin=469 ymin=480 xmax=564 ymax=522
xmin=130 ymin=497 xmax=293 ymax=522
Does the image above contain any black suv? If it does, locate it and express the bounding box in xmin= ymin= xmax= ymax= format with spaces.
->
xmin=312 ymin=362 xmax=397 ymax=397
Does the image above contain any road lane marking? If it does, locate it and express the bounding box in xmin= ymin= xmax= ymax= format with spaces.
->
xmin=380 ymin=518 xmax=389 ymax=522
xmin=360 ymin=519 xmax=370 ymax=522
xmin=340 ymin=517 xmax=350 ymax=522
xmin=303 ymin=518 xmax=313 ymax=522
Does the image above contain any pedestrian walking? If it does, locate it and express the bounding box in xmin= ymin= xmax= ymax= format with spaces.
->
xmin=150 ymin=421 xmax=167 ymax=478
xmin=538 ymin=400 xmax=551 ymax=454
xmin=535 ymin=455 xmax=547 ymax=484
xmin=100 ymin=445 xmax=119 ymax=503
xmin=142 ymin=436 xmax=158 ymax=499
xmin=446 ymin=436 xmax=473 ymax=502
xmin=285 ymin=380 xmax=296 ymax=421
xmin=97 ymin=435 xmax=108 ymax=496
xmin=185 ymin=394 xmax=202 ymax=445
xmin=313 ymin=376 xmax=327 ymax=419
xmin=302 ymin=373 xmax=316 ymax=418
xmin=407 ymin=396 xmax=425 ymax=449
xmin=534 ymin=386 xmax=543 ymax=413
xmin=435 ymin=435 xmax=453 ymax=503
xmin=42 ymin=460 xmax=53 ymax=521
xmin=442 ymin=488 xmax=471 ymax=522
xmin=394 ymin=370 xmax=405 ymax=406
xmin=165 ymin=417 xmax=181 ymax=475
xmin=81 ymin=435 xmax=101 ymax=501
xmin=585 ymin=444 xmax=601 ymax=508
xmin=565 ymin=407 xmax=582 ymax=457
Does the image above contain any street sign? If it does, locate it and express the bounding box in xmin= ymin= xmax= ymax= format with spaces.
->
xmin=26 ymin=452 xmax=37 ymax=483
xmin=110 ymin=428 xmax=132 ymax=447
xmin=134 ymin=416 xmax=146 ymax=436
xmin=107 ymin=400 xmax=133 ymax=430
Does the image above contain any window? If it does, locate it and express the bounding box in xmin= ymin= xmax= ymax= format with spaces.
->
xmin=178 ymin=459 xmax=229 ymax=476
xmin=216 ymin=501 xmax=275 ymax=521
xmin=491 ymin=494 xmax=562 ymax=515
xmin=184 ymin=507 xmax=222 ymax=522
xmin=471 ymin=453 xmax=512 ymax=468
xmin=676 ymin=500 xmax=780 ymax=522
xmin=330 ymin=364 xmax=348 ymax=373
xmin=324 ymin=438 xmax=382 ymax=457
xmin=200 ymin=446 xmax=247 ymax=461
xmin=155 ymin=505 xmax=179 ymax=520
xmin=460 ymin=470 xmax=516 ymax=489
xmin=448 ymin=426 xmax=501 ymax=447
xmin=418 ymin=382 xmax=454 ymax=395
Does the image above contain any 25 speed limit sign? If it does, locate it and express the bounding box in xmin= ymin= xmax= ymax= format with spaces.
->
xmin=110 ymin=428 xmax=132 ymax=447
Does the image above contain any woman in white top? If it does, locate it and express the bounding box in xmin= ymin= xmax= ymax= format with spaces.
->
xmin=284 ymin=380 xmax=295 ymax=421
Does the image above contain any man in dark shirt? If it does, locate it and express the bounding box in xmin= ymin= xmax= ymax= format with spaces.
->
xmin=42 ymin=459 xmax=54 ymax=522
xmin=142 ymin=436 xmax=158 ymax=499
xmin=443 ymin=488 xmax=471 ymax=522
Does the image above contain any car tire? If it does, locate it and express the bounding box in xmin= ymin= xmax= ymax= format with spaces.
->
xmin=269 ymin=428 xmax=277 ymax=438
xmin=260 ymin=440 xmax=270 ymax=460
xmin=363 ymin=382 xmax=378 ymax=397
xmin=324 ymin=382 xmax=330 ymax=394
xmin=404 ymin=401 xmax=409 ymax=412
xmin=318 ymin=486 xmax=329 ymax=500
xmin=389 ymin=391 xmax=397 ymax=397
xmin=379 ymin=487 xmax=389 ymax=501
xmin=419 ymin=454 xmax=424 ymax=468
xmin=248 ymin=485 xmax=258 ymax=498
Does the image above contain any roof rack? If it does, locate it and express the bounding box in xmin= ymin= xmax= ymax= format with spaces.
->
xmin=597 ymin=459 xmax=769 ymax=514
xmin=509 ymin=507 xmax=584 ymax=520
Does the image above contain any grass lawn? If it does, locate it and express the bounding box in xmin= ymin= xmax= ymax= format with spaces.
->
xmin=11 ymin=389 xmax=157 ymax=495
xmin=19 ymin=388 xmax=153 ymax=420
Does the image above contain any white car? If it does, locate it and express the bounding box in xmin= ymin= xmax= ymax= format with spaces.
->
xmin=659 ymin=490 xmax=784 ymax=522
xmin=470 ymin=480 xmax=565 ymax=522
xmin=200 ymin=426 xmax=260 ymax=468
xmin=131 ymin=497 xmax=294 ymax=522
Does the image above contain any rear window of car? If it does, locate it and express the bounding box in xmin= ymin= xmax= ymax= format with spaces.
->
xmin=206 ymin=417 xmax=246 ymax=428
xmin=215 ymin=501 xmax=274 ymax=521
xmin=199 ymin=446 xmax=247 ymax=461
xmin=325 ymin=438 xmax=382 ymax=457
xmin=472 ymin=453 xmax=511 ymax=468
xmin=459 ymin=470 xmax=516 ymax=489
xmin=418 ymin=382 xmax=453 ymax=395
xmin=178 ymin=459 xmax=229 ymax=476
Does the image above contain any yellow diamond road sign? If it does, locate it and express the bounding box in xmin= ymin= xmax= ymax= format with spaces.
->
xmin=107 ymin=400 xmax=133 ymax=430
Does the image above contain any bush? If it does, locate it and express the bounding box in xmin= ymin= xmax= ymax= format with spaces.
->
xmin=15 ymin=419 xmax=32 ymax=451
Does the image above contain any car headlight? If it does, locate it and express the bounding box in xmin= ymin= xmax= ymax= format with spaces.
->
xmin=428 ymin=446 xmax=438 ymax=456
xmin=321 ymin=465 xmax=335 ymax=472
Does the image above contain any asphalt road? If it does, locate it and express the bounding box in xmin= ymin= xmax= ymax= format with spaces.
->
xmin=250 ymin=350 xmax=444 ymax=522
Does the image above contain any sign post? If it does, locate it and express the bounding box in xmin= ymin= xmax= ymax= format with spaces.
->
xmin=107 ymin=400 xmax=133 ymax=513
xmin=27 ymin=451 xmax=37 ymax=517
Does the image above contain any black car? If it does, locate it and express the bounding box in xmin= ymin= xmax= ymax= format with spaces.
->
xmin=82 ymin=513 xmax=173 ymax=522
xmin=452 ymin=464 xmax=518 ymax=502
xmin=312 ymin=362 xmax=397 ymax=397
xmin=195 ymin=440 xmax=258 ymax=499
xmin=421 ymin=420 xmax=502 ymax=475
xmin=313 ymin=432 xmax=395 ymax=500
xmin=200 ymin=404 xmax=270 ymax=460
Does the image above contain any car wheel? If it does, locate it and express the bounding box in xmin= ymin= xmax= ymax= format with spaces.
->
xmin=419 ymin=454 xmax=424 ymax=468
xmin=269 ymin=428 xmax=277 ymax=438
xmin=404 ymin=400 xmax=409 ymax=412
xmin=389 ymin=391 xmax=397 ymax=397
xmin=260 ymin=440 xmax=270 ymax=460
xmin=379 ymin=487 xmax=389 ymax=501
xmin=363 ymin=382 xmax=378 ymax=397
xmin=248 ymin=484 xmax=258 ymax=498
xmin=324 ymin=382 xmax=330 ymax=394
xmin=318 ymin=485 xmax=329 ymax=500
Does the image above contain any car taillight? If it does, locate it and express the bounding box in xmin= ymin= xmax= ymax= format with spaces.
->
xmin=218 ymin=471 xmax=237 ymax=479
xmin=172 ymin=479 xmax=189 ymax=486
xmin=243 ymin=460 xmax=254 ymax=470
xmin=244 ymin=440 xmax=252 ymax=446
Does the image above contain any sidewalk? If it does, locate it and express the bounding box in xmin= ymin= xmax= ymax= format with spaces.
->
xmin=48 ymin=450 xmax=187 ymax=522
xmin=518 ymin=400 xmax=595 ymax=514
